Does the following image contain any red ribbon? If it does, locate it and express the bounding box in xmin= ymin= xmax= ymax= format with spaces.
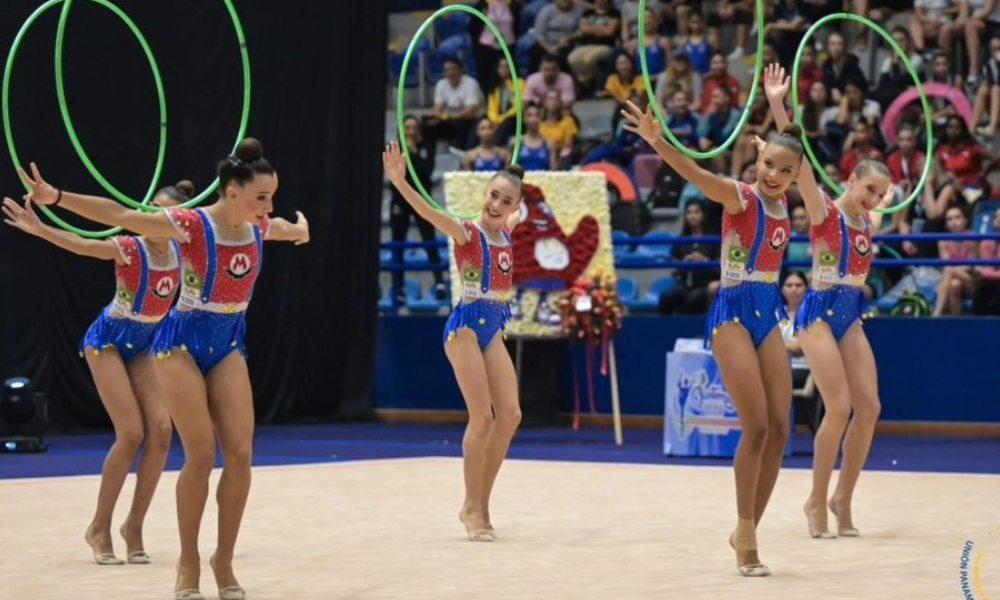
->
xmin=560 ymin=273 xmax=623 ymax=428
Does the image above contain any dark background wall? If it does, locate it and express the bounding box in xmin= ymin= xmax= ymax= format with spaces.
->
xmin=0 ymin=0 xmax=387 ymax=428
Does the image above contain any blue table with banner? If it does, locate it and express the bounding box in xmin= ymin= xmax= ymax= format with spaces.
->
xmin=664 ymin=339 xmax=794 ymax=457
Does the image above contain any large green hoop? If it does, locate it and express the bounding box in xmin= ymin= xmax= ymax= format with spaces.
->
xmin=397 ymin=4 xmax=522 ymax=220
xmin=3 ymin=0 xmax=252 ymax=237
xmin=638 ymin=0 xmax=766 ymax=158
xmin=4 ymin=0 xmax=163 ymax=237
xmin=792 ymin=14 xmax=933 ymax=214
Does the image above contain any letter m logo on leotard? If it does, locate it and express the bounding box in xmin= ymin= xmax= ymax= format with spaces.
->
xmin=225 ymin=253 xmax=255 ymax=280
xmin=153 ymin=276 xmax=175 ymax=299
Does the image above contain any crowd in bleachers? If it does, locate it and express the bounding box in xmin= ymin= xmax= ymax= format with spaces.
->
xmin=385 ymin=0 xmax=1000 ymax=316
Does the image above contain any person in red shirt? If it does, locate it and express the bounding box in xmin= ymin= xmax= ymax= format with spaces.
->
xmin=700 ymin=52 xmax=740 ymax=114
xmin=839 ymin=121 xmax=883 ymax=180
xmin=934 ymin=115 xmax=989 ymax=188
xmin=885 ymin=125 xmax=925 ymax=193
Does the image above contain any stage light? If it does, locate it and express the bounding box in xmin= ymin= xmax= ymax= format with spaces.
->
xmin=0 ymin=377 xmax=49 ymax=453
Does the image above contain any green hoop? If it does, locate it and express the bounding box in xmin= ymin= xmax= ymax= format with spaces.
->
xmin=792 ymin=14 xmax=933 ymax=214
xmin=3 ymin=0 xmax=252 ymax=237
xmin=638 ymin=0 xmax=766 ymax=158
xmin=4 ymin=0 xmax=162 ymax=237
xmin=397 ymin=4 xmax=522 ymax=220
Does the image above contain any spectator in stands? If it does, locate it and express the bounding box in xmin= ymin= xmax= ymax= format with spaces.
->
xmin=463 ymin=117 xmax=510 ymax=171
xmin=470 ymin=0 xmax=515 ymax=93
xmin=796 ymin=44 xmax=826 ymax=106
xmin=853 ymin=0 xmax=920 ymax=26
xmin=516 ymin=102 xmax=556 ymax=171
xmin=839 ymin=121 xmax=883 ymax=180
xmin=663 ymin=0 xmax=697 ymax=36
xmin=657 ymin=200 xmax=720 ymax=314
xmin=899 ymin=160 xmax=954 ymax=258
xmin=739 ymin=159 xmax=757 ymax=184
xmin=972 ymin=34 xmax=1000 ymax=137
xmin=821 ymin=163 xmax=844 ymax=196
xmin=799 ymin=0 xmax=842 ymax=24
xmin=779 ymin=270 xmax=809 ymax=370
xmin=655 ymin=50 xmax=702 ymax=109
xmin=623 ymin=8 xmax=671 ymax=84
xmin=730 ymin=94 xmax=774 ymax=177
xmin=486 ymin=59 xmax=525 ymax=147
xmin=699 ymin=53 xmax=740 ymax=115
xmin=972 ymin=206 xmax=1000 ymax=314
xmin=693 ymin=86 xmax=737 ymax=172
xmin=765 ymin=0 xmax=811 ymax=65
xmin=581 ymin=91 xmax=654 ymax=170
xmin=568 ymin=0 xmax=621 ymax=95
xmin=910 ymin=0 xmax=959 ymax=56
xmin=425 ymin=57 xmax=483 ymax=151
xmin=935 ymin=115 xmax=993 ymax=192
xmin=822 ymin=31 xmax=866 ymax=103
xmin=801 ymin=81 xmax=838 ymax=166
xmin=530 ymin=0 xmax=583 ymax=72
xmin=835 ymin=78 xmax=882 ymax=130
xmin=928 ymin=51 xmax=965 ymax=125
xmin=603 ymin=51 xmax=647 ymax=103
xmin=947 ymin=0 xmax=991 ymax=85
xmin=525 ymin=54 xmax=576 ymax=108
xmin=391 ymin=116 xmax=445 ymax=301
xmin=786 ymin=204 xmax=812 ymax=267
xmin=621 ymin=0 xmax=666 ymax=46
xmin=934 ymin=205 xmax=978 ymax=315
xmin=540 ymin=90 xmax=578 ymax=169
xmin=828 ymin=77 xmax=881 ymax=155
xmin=664 ymin=89 xmax=701 ymax=148
xmin=714 ymin=0 xmax=754 ymax=59
xmin=675 ymin=11 xmax=716 ymax=75
xmin=874 ymin=27 xmax=926 ymax=110
xmin=887 ymin=125 xmax=926 ymax=197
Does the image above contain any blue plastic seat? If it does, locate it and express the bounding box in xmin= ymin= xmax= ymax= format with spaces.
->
xmin=616 ymin=276 xmax=638 ymax=301
xmin=404 ymin=248 xmax=429 ymax=264
xmin=405 ymin=279 xmax=449 ymax=314
xmin=624 ymin=276 xmax=677 ymax=311
xmin=435 ymin=11 xmax=470 ymax=43
xmin=637 ymin=231 xmax=674 ymax=262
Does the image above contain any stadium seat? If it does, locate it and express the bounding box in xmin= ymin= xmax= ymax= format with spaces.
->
xmin=623 ymin=276 xmax=676 ymax=311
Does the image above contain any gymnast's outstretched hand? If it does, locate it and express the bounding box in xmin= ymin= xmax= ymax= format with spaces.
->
xmin=2 ymin=197 xmax=42 ymax=236
xmin=17 ymin=163 xmax=60 ymax=205
xmin=621 ymin=100 xmax=660 ymax=145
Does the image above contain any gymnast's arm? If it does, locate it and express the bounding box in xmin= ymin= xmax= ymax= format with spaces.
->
xmin=382 ymin=142 xmax=469 ymax=243
xmin=619 ymin=100 xmax=742 ymax=213
xmin=2 ymin=197 xmax=121 ymax=262
xmin=17 ymin=163 xmax=177 ymax=239
xmin=762 ymin=64 xmax=829 ymax=226
xmin=267 ymin=213 xmax=310 ymax=245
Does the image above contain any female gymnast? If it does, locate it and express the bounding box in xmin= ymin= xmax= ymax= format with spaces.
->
xmin=764 ymin=63 xmax=892 ymax=539
xmin=383 ymin=140 xmax=523 ymax=542
xmin=15 ymin=138 xmax=309 ymax=600
xmin=3 ymin=182 xmax=192 ymax=565
xmin=621 ymin=99 xmax=801 ymax=576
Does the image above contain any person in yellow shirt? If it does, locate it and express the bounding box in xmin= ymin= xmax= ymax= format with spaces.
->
xmin=486 ymin=60 xmax=526 ymax=147
xmin=539 ymin=90 xmax=579 ymax=169
xmin=603 ymin=51 xmax=647 ymax=104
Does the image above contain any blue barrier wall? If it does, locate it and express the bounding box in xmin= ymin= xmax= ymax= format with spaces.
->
xmin=374 ymin=316 xmax=1000 ymax=422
